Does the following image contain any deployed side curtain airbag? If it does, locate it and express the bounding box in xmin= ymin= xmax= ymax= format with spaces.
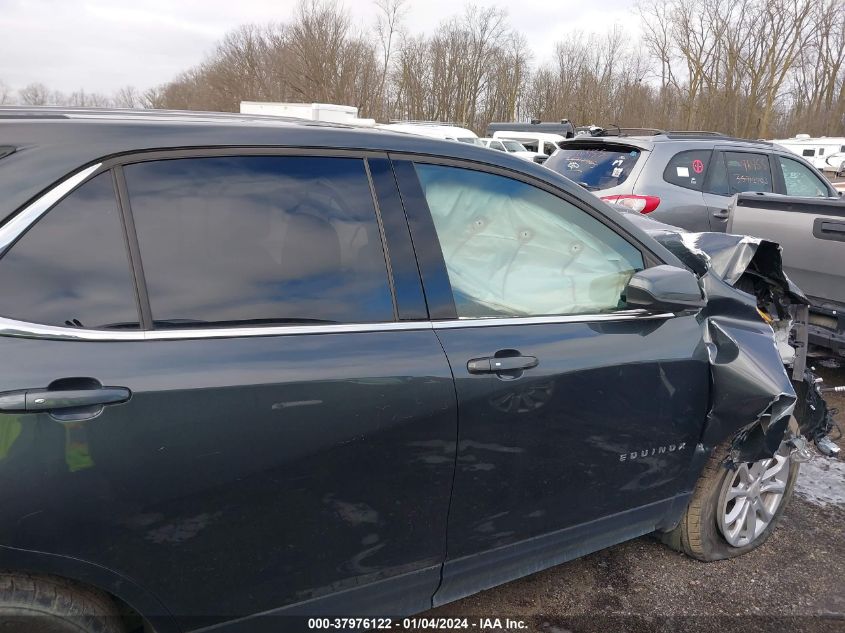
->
xmin=418 ymin=164 xmax=644 ymax=317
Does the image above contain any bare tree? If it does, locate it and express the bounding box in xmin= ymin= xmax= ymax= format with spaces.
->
xmin=18 ymin=82 xmax=51 ymax=105
xmin=67 ymin=90 xmax=112 ymax=107
xmin=374 ymin=0 xmax=408 ymax=118
xmin=0 ymin=80 xmax=11 ymax=105
xmin=113 ymin=86 xmax=142 ymax=108
xmin=134 ymin=0 xmax=845 ymax=138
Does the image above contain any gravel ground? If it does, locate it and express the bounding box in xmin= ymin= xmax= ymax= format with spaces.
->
xmin=425 ymin=367 xmax=845 ymax=633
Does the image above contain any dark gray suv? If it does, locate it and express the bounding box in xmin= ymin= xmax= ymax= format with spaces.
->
xmin=544 ymin=131 xmax=838 ymax=231
xmin=0 ymin=108 xmax=830 ymax=632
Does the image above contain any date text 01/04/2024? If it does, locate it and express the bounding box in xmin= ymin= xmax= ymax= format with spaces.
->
xmin=306 ymin=618 xmax=528 ymax=630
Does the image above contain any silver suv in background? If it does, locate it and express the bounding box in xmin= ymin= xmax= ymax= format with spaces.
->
xmin=544 ymin=131 xmax=838 ymax=231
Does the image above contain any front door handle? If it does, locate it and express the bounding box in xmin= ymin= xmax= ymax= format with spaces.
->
xmin=0 ymin=387 xmax=130 ymax=413
xmin=27 ymin=388 xmax=130 ymax=411
xmin=467 ymin=355 xmax=539 ymax=374
xmin=712 ymin=208 xmax=729 ymax=219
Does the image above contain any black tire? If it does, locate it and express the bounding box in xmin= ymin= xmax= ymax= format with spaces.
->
xmin=660 ymin=423 xmax=800 ymax=561
xmin=0 ymin=572 xmax=127 ymax=633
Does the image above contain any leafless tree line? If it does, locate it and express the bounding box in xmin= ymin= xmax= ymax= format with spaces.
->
xmin=0 ymin=81 xmax=143 ymax=109
xmin=637 ymin=0 xmax=845 ymax=137
xmin=1 ymin=0 xmax=843 ymax=138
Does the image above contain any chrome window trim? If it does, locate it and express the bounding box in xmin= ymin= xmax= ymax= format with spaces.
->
xmin=0 ymin=316 xmax=432 ymax=341
xmin=433 ymin=310 xmax=674 ymax=329
xmin=0 ymin=163 xmax=103 ymax=257
xmin=0 ymin=160 xmax=675 ymax=342
xmin=0 ymin=310 xmax=675 ymax=342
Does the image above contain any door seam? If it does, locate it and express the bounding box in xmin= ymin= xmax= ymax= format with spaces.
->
xmin=429 ymin=327 xmax=461 ymax=609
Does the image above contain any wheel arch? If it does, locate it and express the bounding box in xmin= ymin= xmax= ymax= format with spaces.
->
xmin=0 ymin=544 xmax=179 ymax=633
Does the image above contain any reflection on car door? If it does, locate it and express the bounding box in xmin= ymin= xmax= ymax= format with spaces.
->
xmin=392 ymin=159 xmax=710 ymax=605
xmin=0 ymin=154 xmax=457 ymax=627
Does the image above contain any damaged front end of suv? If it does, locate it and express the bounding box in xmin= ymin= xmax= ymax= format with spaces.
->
xmin=621 ymin=210 xmax=837 ymax=465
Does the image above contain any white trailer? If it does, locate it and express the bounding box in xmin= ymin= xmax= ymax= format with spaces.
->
xmin=770 ymin=134 xmax=845 ymax=173
xmin=239 ymin=101 xmax=375 ymax=126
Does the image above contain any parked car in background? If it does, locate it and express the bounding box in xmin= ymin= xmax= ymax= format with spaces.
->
xmin=377 ymin=121 xmax=482 ymax=145
xmin=0 ymin=107 xmax=827 ymax=632
xmin=491 ymin=130 xmax=564 ymax=163
xmin=729 ymin=192 xmax=845 ymax=363
xmin=479 ymin=137 xmax=544 ymax=162
xmin=486 ymin=119 xmax=575 ymax=139
xmin=544 ymin=131 xmax=838 ymax=232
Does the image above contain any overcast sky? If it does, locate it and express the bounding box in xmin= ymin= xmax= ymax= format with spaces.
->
xmin=0 ymin=0 xmax=636 ymax=96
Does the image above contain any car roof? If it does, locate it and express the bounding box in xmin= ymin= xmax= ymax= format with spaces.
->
xmin=0 ymin=106 xmax=557 ymax=222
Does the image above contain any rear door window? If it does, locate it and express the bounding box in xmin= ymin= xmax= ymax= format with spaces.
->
xmin=544 ymin=144 xmax=642 ymax=191
xmin=663 ymin=150 xmax=712 ymax=191
xmin=707 ymin=151 xmax=773 ymax=195
xmin=124 ymin=156 xmax=394 ymax=328
xmin=0 ymin=171 xmax=139 ymax=329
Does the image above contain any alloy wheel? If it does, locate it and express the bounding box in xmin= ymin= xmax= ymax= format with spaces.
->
xmin=717 ymin=442 xmax=791 ymax=547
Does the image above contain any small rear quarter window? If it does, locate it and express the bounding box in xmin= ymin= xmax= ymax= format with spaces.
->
xmin=663 ymin=150 xmax=712 ymax=191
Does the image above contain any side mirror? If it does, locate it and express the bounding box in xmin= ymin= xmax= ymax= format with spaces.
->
xmin=624 ymin=265 xmax=705 ymax=313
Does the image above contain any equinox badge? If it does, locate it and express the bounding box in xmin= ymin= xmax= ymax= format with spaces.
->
xmin=620 ymin=443 xmax=687 ymax=462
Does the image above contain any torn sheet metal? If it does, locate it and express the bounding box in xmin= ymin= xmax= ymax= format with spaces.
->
xmin=617 ymin=208 xmax=821 ymax=461
xmin=622 ymin=211 xmax=808 ymax=304
xmin=697 ymin=273 xmax=797 ymax=462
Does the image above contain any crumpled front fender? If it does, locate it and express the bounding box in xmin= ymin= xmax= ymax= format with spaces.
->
xmin=695 ymin=265 xmax=797 ymax=464
xmin=617 ymin=211 xmax=824 ymax=462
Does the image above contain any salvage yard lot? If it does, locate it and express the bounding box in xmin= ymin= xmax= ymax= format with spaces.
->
xmin=429 ymin=368 xmax=845 ymax=633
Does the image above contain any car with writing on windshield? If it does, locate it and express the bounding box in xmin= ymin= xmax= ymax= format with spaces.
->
xmin=544 ymin=129 xmax=838 ymax=231
xmin=0 ymin=107 xmax=828 ymax=633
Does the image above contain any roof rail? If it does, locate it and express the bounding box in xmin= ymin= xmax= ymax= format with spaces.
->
xmin=605 ymin=127 xmax=665 ymax=137
xmin=574 ymin=125 xmax=665 ymax=137
xmin=0 ymin=105 xmax=311 ymax=123
xmin=664 ymin=130 xmax=726 ymax=137
xmin=664 ymin=131 xmax=772 ymax=144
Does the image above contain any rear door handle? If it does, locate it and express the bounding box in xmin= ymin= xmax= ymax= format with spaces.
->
xmin=712 ymin=208 xmax=729 ymax=219
xmin=467 ymin=355 xmax=539 ymax=374
xmin=0 ymin=387 xmax=130 ymax=413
